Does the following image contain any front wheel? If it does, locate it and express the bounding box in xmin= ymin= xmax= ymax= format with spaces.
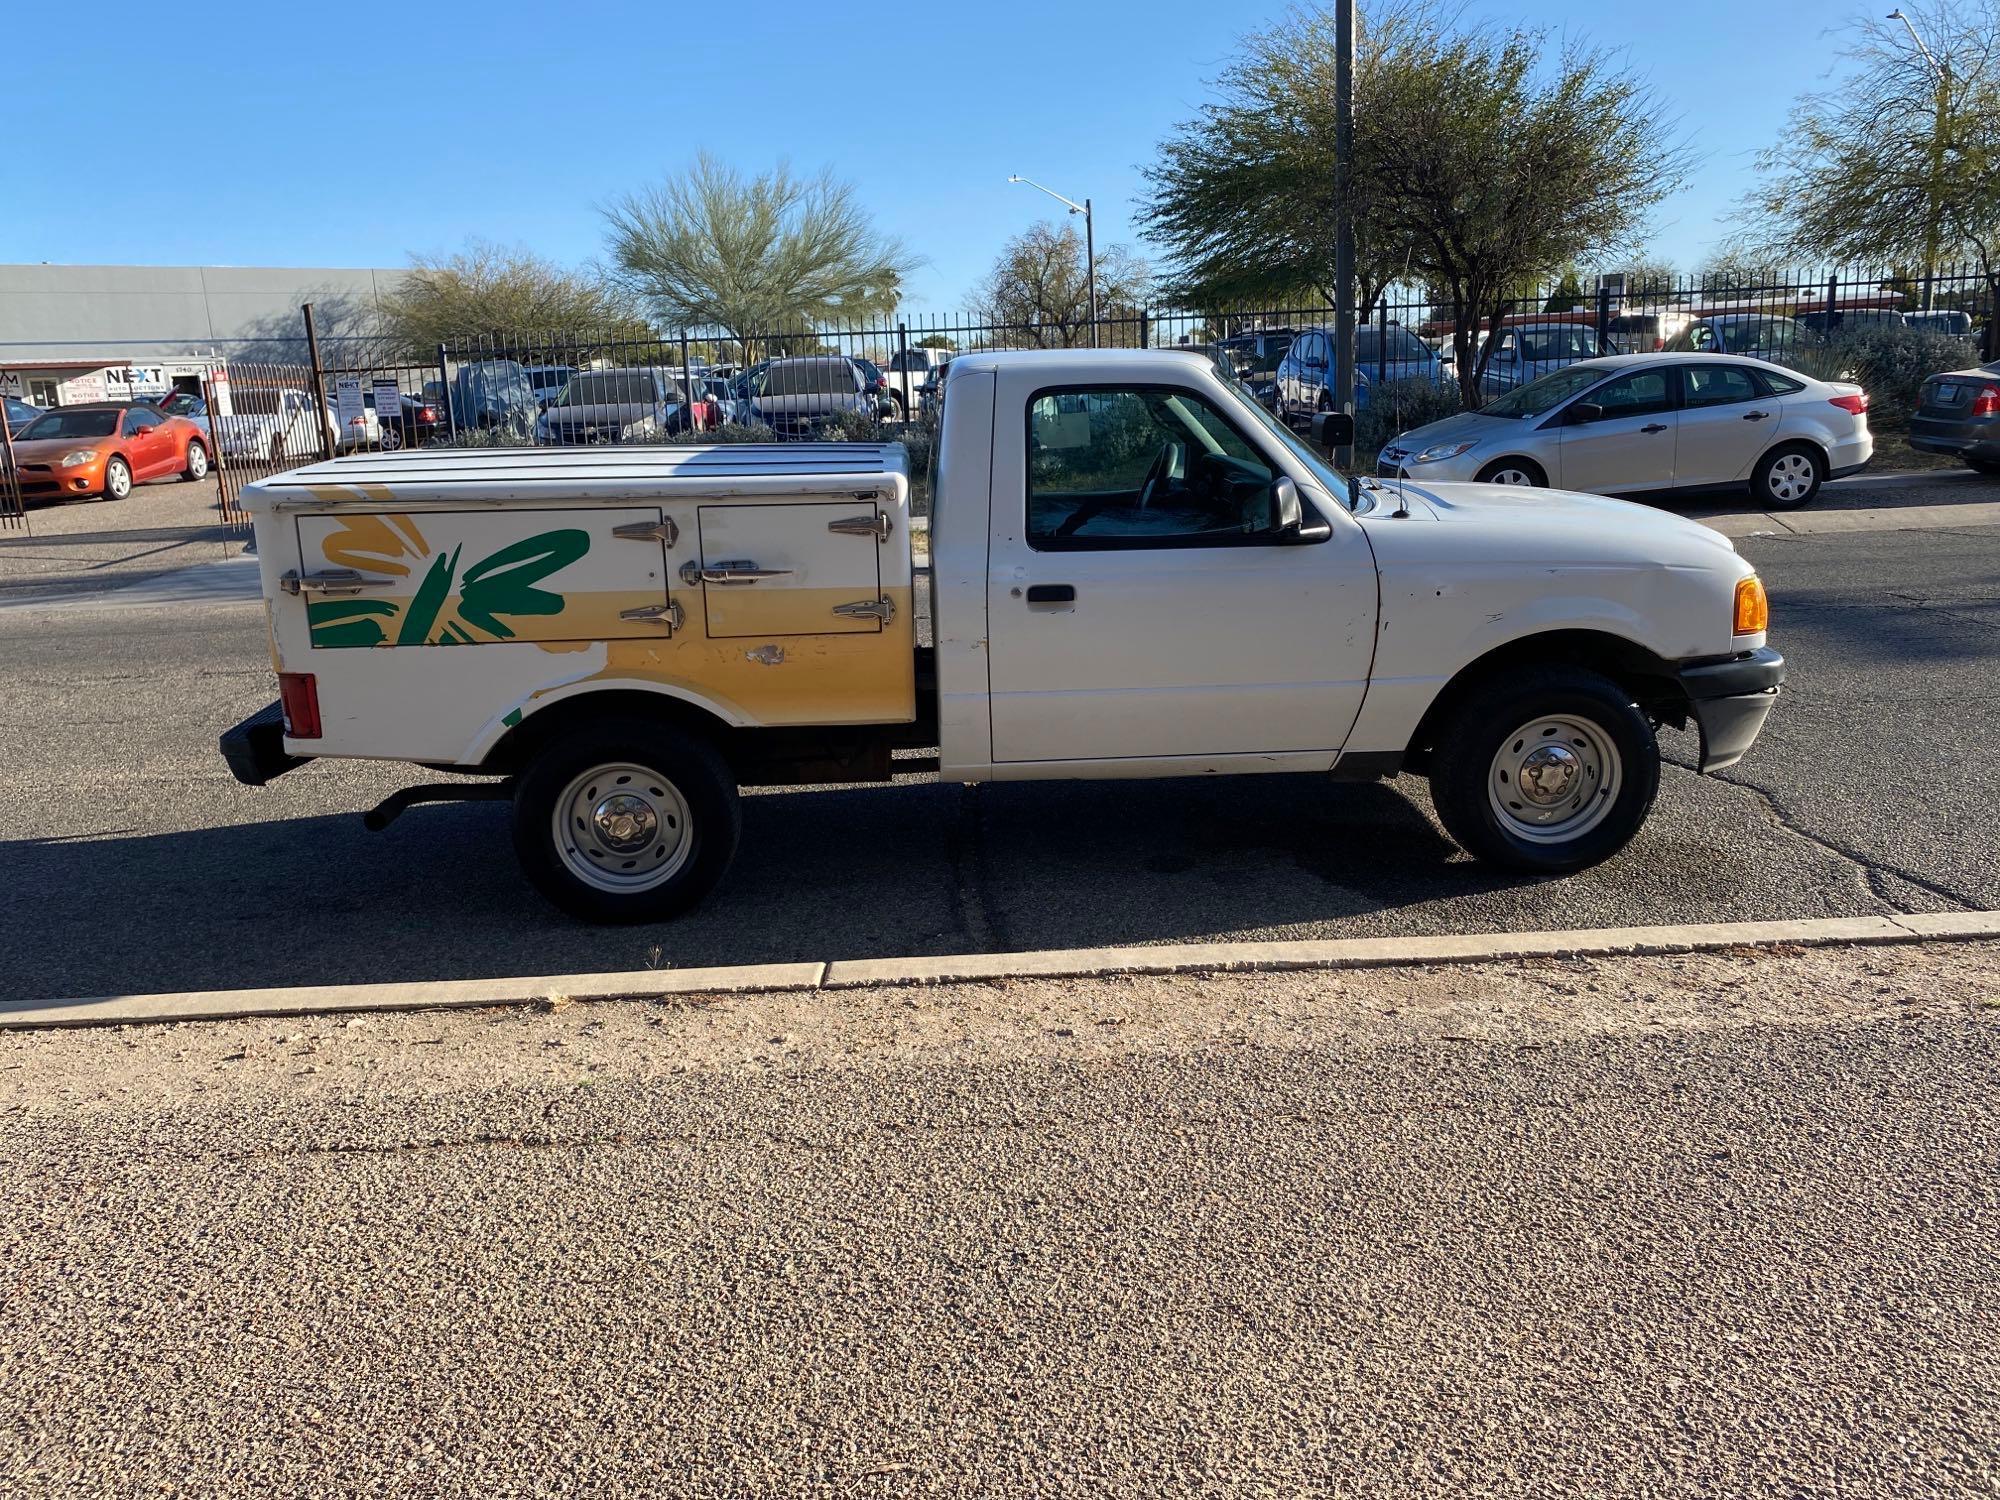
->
xmin=511 ymin=718 xmax=742 ymax=922
xmin=1427 ymin=665 xmax=1660 ymax=874
xmin=1474 ymin=457 xmax=1547 ymax=487
xmin=103 ymin=457 xmax=133 ymax=501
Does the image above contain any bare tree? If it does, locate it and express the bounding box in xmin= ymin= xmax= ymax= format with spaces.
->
xmin=977 ymin=223 xmax=1151 ymax=347
xmin=603 ymin=154 xmax=915 ymax=355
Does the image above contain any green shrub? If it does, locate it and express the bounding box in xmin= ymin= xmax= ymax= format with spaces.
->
xmin=1358 ymin=378 xmax=1465 ymax=455
xmin=1794 ymin=324 xmax=1978 ymax=427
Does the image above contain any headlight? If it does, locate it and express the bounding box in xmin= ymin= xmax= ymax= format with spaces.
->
xmin=61 ymin=449 xmax=99 ymax=467
xmin=1411 ymin=440 xmax=1477 ymax=464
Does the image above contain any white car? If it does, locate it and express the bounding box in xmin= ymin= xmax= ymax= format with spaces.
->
xmin=1377 ymin=354 xmax=1871 ymax=509
xmin=211 ymin=387 xmax=333 ymax=465
xmin=225 ymin=348 xmax=1782 ymax=923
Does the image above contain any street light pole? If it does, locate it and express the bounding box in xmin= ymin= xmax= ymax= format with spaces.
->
xmin=1887 ymin=8 xmax=1951 ymax=310
xmin=1332 ymin=0 xmax=1357 ymax=465
xmin=1009 ymin=174 xmax=1098 ymax=347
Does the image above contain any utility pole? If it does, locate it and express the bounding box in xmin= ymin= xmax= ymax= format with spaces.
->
xmin=1332 ymin=0 xmax=1357 ymax=466
xmin=1888 ymin=8 xmax=1950 ymax=311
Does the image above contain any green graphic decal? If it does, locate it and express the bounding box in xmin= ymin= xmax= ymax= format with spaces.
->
xmin=307 ymin=524 xmax=590 ymax=648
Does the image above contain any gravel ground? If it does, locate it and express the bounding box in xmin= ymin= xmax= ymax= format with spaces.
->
xmin=3 ymin=941 xmax=1996 ymax=1497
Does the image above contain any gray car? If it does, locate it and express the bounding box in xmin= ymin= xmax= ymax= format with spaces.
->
xmin=1375 ymin=353 xmax=1873 ymax=509
xmin=1908 ymin=358 xmax=2000 ymax=474
xmin=745 ymin=357 xmax=872 ymax=437
xmin=535 ymin=369 xmax=688 ymax=445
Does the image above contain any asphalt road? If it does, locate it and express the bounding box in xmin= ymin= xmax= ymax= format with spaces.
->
xmin=0 ymin=491 xmax=1995 ymax=1001
xmin=4 ymin=943 xmax=1996 ymax=1496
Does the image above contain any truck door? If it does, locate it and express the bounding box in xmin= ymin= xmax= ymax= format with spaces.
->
xmin=983 ymin=375 xmax=1377 ymax=766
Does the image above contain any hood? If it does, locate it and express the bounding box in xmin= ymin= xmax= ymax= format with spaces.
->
xmin=542 ymin=401 xmax=673 ymax=425
xmin=1378 ymin=409 xmax=1504 ymax=459
xmin=9 ymin=436 xmax=108 ymax=463
xmin=1361 ymin=477 xmax=1743 ymax=571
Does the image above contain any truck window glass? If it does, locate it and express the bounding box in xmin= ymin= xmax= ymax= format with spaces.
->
xmin=1025 ymin=386 xmax=1286 ymax=550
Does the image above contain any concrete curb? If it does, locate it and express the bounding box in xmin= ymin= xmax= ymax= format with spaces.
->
xmin=4 ymin=911 xmax=1996 ymax=1031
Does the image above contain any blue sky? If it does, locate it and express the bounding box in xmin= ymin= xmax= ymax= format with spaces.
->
xmin=4 ymin=0 xmax=1861 ymax=309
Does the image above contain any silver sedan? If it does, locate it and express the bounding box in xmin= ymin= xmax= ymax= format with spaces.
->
xmin=1376 ymin=354 xmax=1873 ymax=509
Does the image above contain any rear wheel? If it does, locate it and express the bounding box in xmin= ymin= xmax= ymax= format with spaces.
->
xmin=103 ymin=457 xmax=133 ymax=501
xmin=1967 ymin=457 xmax=2000 ymax=476
xmin=511 ymin=718 xmax=741 ymax=923
xmin=1753 ymin=443 xmax=1824 ymax=509
xmin=182 ymin=439 xmax=208 ymax=481
xmin=1474 ymin=457 xmax=1547 ymax=487
xmin=1427 ymin=665 xmax=1659 ymax=873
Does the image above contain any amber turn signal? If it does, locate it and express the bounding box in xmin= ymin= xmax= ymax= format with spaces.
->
xmin=1733 ymin=575 xmax=1769 ymax=636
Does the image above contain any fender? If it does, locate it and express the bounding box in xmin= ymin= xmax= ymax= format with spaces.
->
xmin=461 ymin=672 xmax=755 ymax=767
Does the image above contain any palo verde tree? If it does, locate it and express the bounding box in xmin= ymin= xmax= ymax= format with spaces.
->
xmin=977 ymin=222 xmax=1151 ymax=348
xmin=380 ymin=243 xmax=649 ymax=356
xmin=602 ymin=153 xmax=915 ymax=358
xmin=1736 ymin=0 xmax=2000 ymax=314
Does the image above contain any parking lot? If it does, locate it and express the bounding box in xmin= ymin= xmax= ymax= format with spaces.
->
xmin=0 ymin=469 xmax=1992 ymax=1001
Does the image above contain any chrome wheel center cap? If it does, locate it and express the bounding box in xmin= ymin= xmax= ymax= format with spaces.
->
xmin=1517 ymin=744 xmax=1581 ymax=805
xmin=592 ymin=793 xmax=658 ymax=852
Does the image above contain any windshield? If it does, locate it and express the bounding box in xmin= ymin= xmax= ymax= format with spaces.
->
xmin=20 ymin=410 xmax=118 ymax=439
xmin=559 ymin=372 xmax=665 ymax=406
xmin=1213 ymin=362 xmax=1348 ymax=497
xmin=1478 ymin=366 xmax=1604 ymax=418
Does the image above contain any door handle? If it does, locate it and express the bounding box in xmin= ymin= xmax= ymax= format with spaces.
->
xmin=1640 ymin=423 xmax=1669 ymax=434
xmin=678 ymin=558 xmax=794 ymax=586
xmin=1025 ymin=584 xmax=1075 ymax=604
xmin=1743 ymin=410 xmax=1771 ymax=421
xmin=279 ymin=568 xmax=383 ymax=597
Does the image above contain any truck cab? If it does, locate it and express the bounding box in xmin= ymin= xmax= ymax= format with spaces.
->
xmin=225 ymin=348 xmax=1783 ymax=923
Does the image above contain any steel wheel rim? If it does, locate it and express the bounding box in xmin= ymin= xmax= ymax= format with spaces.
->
xmin=187 ymin=443 xmax=207 ymax=479
xmin=1487 ymin=712 xmax=1622 ymax=843
xmin=1768 ymin=454 xmax=1814 ymax=502
xmin=552 ymin=762 xmax=693 ymax=894
xmin=1488 ymin=467 xmax=1535 ymax=486
xmin=106 ymin=462 xmax=130 ymax=499
xmin=380 ymin=428 xmax=402 ymax=451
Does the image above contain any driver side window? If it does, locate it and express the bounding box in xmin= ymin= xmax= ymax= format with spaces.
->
xmin=1026 ymin=387 xmax=1281 ymax=550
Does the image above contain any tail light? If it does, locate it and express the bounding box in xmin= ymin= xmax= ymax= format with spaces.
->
xmin=417 ymin=405 xmax=437 ymax=422
xmin=1972 ymin=383 xmax=2000 ymax=417
xmin=1827 ymin=393 xmax=1869 ymax=416
xmin=1651 ymin=337 xmax=1664 ymax=351
xmin=278 ymin=671 xmax=321 ymax=739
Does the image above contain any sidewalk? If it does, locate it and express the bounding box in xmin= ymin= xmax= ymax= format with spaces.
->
xmin=2 ymin=941 xmax=1995 ymax=1496
xmin=0 ymin=480 xmax=244 ymax=605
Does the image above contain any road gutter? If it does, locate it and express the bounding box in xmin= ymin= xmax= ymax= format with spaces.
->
xmin=5 ymin=911 xmax=1996 ymax=1031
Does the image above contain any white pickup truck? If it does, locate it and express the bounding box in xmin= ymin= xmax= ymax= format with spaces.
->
xmin=222 ymin=348 xmax=1783 ymax=923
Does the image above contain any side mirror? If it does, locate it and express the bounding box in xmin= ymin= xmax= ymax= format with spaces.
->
xmin=1571 ymin=402 xmax=1606 ymax=424
xmin=1309 ymin=409 xmax=1355 ymax=454
xmin=1273 ymin=475 xmax=1302 ymax=533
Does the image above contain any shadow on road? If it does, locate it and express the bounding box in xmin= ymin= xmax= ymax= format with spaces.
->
xmin=1 ymin=773 xmax=1530 ymax=1003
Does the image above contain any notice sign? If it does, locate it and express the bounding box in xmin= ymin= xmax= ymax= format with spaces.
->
xmin=335 ymin=377 xmax=365 ymax=431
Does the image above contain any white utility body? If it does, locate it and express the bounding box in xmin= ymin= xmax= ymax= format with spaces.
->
xmin=225 ymin=348 xmax=1783 ymax=922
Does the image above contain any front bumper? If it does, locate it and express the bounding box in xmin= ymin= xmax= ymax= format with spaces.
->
xmin=220 ymin=701 xmax=308 ymax=787
xmin=1677 ymin=647 xmax=1785 ymax=772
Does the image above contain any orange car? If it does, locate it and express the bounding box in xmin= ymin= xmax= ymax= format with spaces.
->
xmin=9 ymin=402 xmax=210 ymax=502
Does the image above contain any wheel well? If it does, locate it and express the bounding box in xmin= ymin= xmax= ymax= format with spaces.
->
xmin=1405 ymin=630 xmax=1686 ymax=768
xmin=474 ymin=690 xmax=736 ymax=776
xmin=1475 ymin=454 xmax=1547 ymax=483
xmin=1758 ymin=436 xmax=1827 ymax=468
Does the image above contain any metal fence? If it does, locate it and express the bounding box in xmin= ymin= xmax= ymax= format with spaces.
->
xmin=4 ymin=261 xmax=1991 ymax=531
xmin=0 ymin=418 xmax=22 ymax=530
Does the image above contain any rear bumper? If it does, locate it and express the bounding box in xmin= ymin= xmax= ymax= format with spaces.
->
xmin=1676 ymin=647 xmax=1785 ymax=773
xmin=220 ymin=701 xmax=308 ymax=787
xmin=1907 ymin=419 xmax=2000 ymax=461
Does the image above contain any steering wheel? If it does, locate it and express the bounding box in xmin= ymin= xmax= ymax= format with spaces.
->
xmin=1135 ymin=441 xmax=1178 ymax=510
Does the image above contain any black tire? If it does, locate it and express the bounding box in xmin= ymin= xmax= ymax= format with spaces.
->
xmin=1967 ymin=457 xmax=2000 ymax=476
xmin=182 ymin=439 xmax=209 ymax=481
xmin=511 ymin=717 xmax=741 ymax=923
xmin=379 ymin=425 xmax=404 ymax=452
xmin=269 ymin=434 xmax=287 ymax=465
xmin=1474 ymin=456 xmax=1548 ymax=487
xmin=1427 ymin=665 xmax=1660 ymax=874
xmin=1751 ymin=442 xmax=1824 ymax=510
xmin=103 ymin=456 xmax=133 ymax=501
